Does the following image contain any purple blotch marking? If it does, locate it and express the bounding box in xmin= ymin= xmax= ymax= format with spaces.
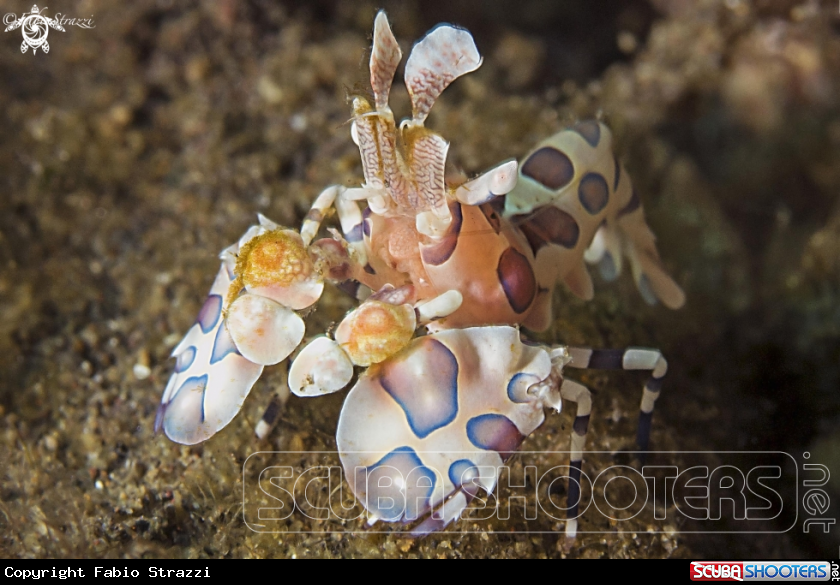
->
xmin=171 ymin=374 xmax=208 ymax=423
xmin=517 ymin=206 xmax=580 ymax=253
xmin=210 ymin=323 xmax=241 ymax=364
xmin=572 ymin=120 xmax=601 ymax=147
xmin=521 ymin=147 xmax=574 ymax=191
xmin=466 ymin=413 xmax=525 ymax=459
xmin=448 ymin=459 xmax=478 ymax=488
xmin=364 ymin=446 xmax=436 ymax=522
xmin=507 ymin=372 xmax=541 ymax=403
xmin=197 ymin=295 xmax=223 ymax=334
xmin=362 ymin=207 xmax=372 ymax=237
xmin=578 ymin=172 xmax=609 ymax=215
xmin=380 ymin=337 xmax=459 ymax=439
xmin=175 ymin=346 xmax=197 ymax=373
xmin=420 ymin=203 xmax=463 ymax=266
xmin=346 ymin=223 xmax=363 ymax=242
xmin=497 ymin=247 xmax=536 ymax=314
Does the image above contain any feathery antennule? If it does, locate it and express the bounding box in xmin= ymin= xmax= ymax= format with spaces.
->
xmin=370 ymin=11 xmax=402 ymax=111
xmin=404 ymin=24 xmax=482 ymax=124
xmin=351 ymin=100 xmax=386 ymax=191
xmin=408 ymin=131 xmax=449 ymax=220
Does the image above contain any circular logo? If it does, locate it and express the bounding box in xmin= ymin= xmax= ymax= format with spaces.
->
xmin=21 ymin=14 xmax=48 ymax=49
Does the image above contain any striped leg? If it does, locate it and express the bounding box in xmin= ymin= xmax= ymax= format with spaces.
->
xmin=300 ymin=185 xmax=340 ymax=246
xmin=332 ymin=191 xmax=372 ymax=300
xmin=300 ymin=184 xmax=368 ymax=260
xmin=334 ymin=279 xmax=370 ymax=302
xmin=566 ymin=347 xmax=667 ymax=454
xmin=254 ymin=366 xmax=294 ymax=440
xmin=330 ymin=190 xmax=373 ymax=300
xmin=559 ymin=378 xmax=592 ymax=540
xmin=300 ymin=185 xmax=371 ymax=301
xmin=254 ymin=394 xmax=283 ymax=440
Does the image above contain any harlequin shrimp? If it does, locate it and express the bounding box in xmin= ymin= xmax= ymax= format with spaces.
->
xmin=156 ymin=12 xmax=684 ymax=539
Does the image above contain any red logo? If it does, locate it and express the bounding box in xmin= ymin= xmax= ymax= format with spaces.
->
xmin=691 ymin=563 xmax=744 ymax=581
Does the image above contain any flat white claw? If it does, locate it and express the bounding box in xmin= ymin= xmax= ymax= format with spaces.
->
xmin=416 ymin=290 xmax=463 ymax=324
xmin=226 ymin=293 xmax=305 ymax=366
xmin=454 ymin=160 xmax=518 ymax=205
xmin=158 ymin=262 xmax=264 ymax=445
xmin=289 ymin=337 xmax=355 ymax=397
xmin=257 ymin=213 xmax=281 ymax=230
xmin=159 ymin=352 xmax=263 ymax=445
xmin=170 ymin=266 xmax=232 ymax=357
xmin=238 ymin=225 xmax=266 ymax=249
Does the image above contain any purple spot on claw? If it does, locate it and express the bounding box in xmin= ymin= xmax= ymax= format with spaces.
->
xmin=210 ymin=323 xmax=241 ymax=365
xmin=197 ymin=295 xmax=222 ymax=333
xmin=363 ymin=446 xmax=436 ymax=521
xmin=466 ymin=413 xmax=525 ymax=459
xmin=448 ymin=459 xmax=478 ymax=488
xmin=171 ymin=374 xmax=208 ymax=423
xmin=380 ymin=337 xmax=459 ymax=439
xmin=507 ymin=372 xmax=541 ymax=403
xmin=174 ymin=346 xmax=197 ymax=373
